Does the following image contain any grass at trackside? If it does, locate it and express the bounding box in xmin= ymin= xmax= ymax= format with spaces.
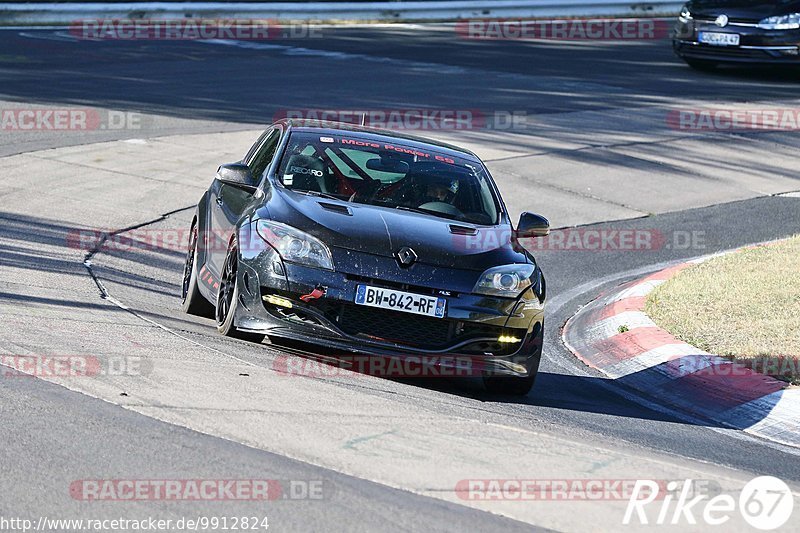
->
xmin=645 ymin=234 xmax=800 ymax=386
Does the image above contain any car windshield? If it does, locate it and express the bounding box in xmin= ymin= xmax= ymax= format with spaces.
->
xmin=275 ymin=131 xmax=501 ymax=225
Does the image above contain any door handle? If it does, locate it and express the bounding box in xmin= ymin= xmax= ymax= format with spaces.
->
xmin=215 ymin=197 xmax=224 ymax=207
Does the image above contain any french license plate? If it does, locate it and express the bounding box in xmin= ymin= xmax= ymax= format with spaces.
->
xmin=699 ymin=32 xmax=740 ymax=46
xmin=355 ymin=284 xmax=446 ymax=319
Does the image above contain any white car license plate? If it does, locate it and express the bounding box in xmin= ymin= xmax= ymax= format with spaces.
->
xmin=355 ymin=285 xmax=446 ymax=319
xmin=699 ymin=32 xmax=740 ymax=46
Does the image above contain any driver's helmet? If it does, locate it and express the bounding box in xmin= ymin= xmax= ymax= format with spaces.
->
xmin=421 ymin=174 xmax=460 ymax=204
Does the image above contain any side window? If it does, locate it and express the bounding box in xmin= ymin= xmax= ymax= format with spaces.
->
xmin=243 ymin=130 xmax=269 ymax=162
xmin=249 ymin=129 xmax=281 ymax=181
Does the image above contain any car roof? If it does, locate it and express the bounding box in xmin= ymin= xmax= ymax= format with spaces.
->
xmin=276 ymin=119 xmax=482 ymax=163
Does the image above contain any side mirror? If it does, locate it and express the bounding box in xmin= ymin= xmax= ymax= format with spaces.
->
xmin=216 ymin=163 xmax=257 ymax=192
xmin=516 ymin=212 xmax=550 ymax=238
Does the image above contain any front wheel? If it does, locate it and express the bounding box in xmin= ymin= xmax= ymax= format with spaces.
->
xmin=181 ymin=222 xmax=215 ymax=318
xmin=216 ymin=242 xmax=265 ymax=343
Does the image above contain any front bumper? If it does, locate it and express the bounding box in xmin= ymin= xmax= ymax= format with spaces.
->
xmin=233 ymin=225 xmax=545 ymax=378
xmin=673 ymin=19 xmax=800 ymax=63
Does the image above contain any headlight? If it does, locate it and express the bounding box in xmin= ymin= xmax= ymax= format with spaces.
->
xmin=473 ymin=264 xmax=535 ymax=297
xmin=255 ymin=220 xmax=334 ymax=270
xmin=759 ymin=13 xmax=800 ymax=30
xmin=679 ymin=5 xmax=692 ymax=22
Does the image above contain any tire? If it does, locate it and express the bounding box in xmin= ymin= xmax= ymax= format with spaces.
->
xmin=215 ymin=240 xmax=265 ymax=343
xmin=181 ymin=222 xmax=215 ymax=318
xmin=684 ymin=58 xmax=717 ymax=71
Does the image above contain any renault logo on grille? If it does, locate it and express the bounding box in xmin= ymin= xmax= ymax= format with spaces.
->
xmin=715 ymin=14 xmax=729 ymax=27
xmin=395 ymin=246 xmax=417 ymax=267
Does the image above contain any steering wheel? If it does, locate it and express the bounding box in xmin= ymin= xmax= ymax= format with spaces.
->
xmin=418 ymin=201 xmax=463 ymax=218
xmin=349 ymin=179 xmax=384 ymax=203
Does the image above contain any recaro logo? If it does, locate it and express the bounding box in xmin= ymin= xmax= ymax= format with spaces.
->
xmin=289 ymin=166 xmax=323 ymax=177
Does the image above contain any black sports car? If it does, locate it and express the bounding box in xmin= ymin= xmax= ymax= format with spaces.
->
xmin=181 ymin=120 xmax=549 ymax=394
xmin=674 ymin=0 xmax=800 ymax=67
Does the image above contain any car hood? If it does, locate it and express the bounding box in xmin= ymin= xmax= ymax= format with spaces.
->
xmin=260 ymin=190 xmax=527 ymax=271
xmin=687 ymin=0 xmax=800 ymax=21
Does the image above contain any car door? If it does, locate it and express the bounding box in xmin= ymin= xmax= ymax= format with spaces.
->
xmin=207 ymin=127 xmax=282 ymax=279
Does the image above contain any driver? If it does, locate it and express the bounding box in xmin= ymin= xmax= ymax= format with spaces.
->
xmin=421 ymin=176 xmax=459 ymax=205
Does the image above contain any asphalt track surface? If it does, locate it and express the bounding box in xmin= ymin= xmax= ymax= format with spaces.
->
xmin=2 ymin=24 xmax=800 ymax=532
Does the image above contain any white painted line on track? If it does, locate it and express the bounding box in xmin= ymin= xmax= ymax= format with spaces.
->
xmin=610 ymin=279 xmax=664 ymax=300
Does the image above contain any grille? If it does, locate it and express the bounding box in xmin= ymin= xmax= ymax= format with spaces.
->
xmin=697 ymin=46 xmax=770 ymax=58
xmin=339 ymin=304 xmax=454 ymax=346
xmin=263 ymin=286 xmax=526 ymax=351
xmin=308 ymin=300 xmax=522 ymax=351
xmin=694 ymin=17 xmax=760 ymax=24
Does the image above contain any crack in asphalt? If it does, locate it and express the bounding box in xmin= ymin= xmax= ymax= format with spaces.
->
xmin=495 ymin=164 xmax=645 ymax=215
xmin=343 ymin=430 xmax=399 ymax=451
xmin=80 ymin=204 xmax=260 ymax=367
